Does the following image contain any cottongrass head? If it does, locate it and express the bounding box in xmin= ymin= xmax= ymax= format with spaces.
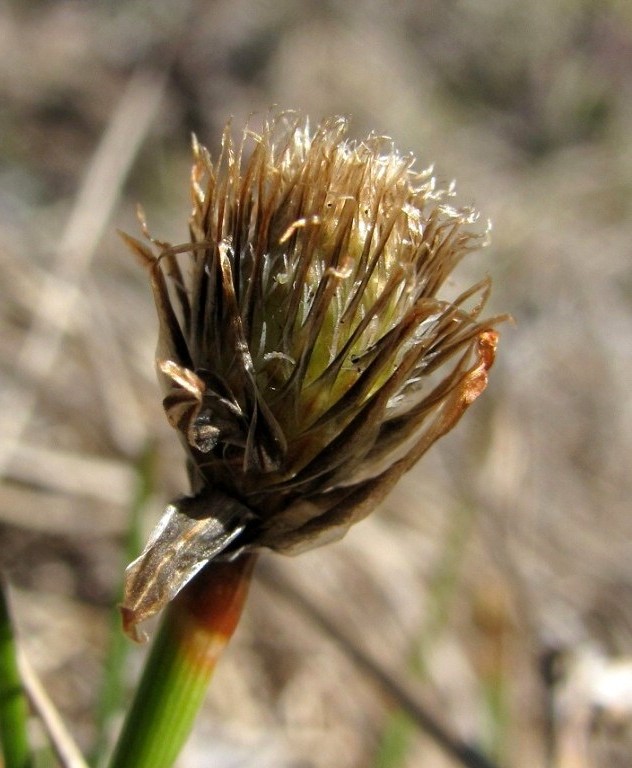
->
xmin=121 ymin=112 xmax=503 ymax=639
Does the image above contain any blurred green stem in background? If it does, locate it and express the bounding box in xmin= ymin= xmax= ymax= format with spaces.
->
xmin=373 ymin=503 xmax=475 ymax=768
xmin=90 ymin=445 xmax=154 ymax=767
xmin=0 ymin=579 xmax=33 ymax=768
xmin=373 ymin=710 xmax=414 ymax=768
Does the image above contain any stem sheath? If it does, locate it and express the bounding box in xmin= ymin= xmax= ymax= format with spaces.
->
xmin=108 ymin=554 xmax=256 ymax=768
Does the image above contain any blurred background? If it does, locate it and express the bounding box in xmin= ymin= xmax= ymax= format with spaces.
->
xmin=1 ymin=1 xmax=632 ymax=766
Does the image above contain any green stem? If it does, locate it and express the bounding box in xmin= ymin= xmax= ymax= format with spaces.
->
xmin=108 ymin=554 xmax=256 ymax=768
xmin=0 ymin=581 xmax=33 ymax=768
xmin=90 ymin=445 xmax=153 ymax=768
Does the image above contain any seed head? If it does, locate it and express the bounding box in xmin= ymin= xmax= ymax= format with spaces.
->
xmin=121 ymin=113 xmax=502 ymax=639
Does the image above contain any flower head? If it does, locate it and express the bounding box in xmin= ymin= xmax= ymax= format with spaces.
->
xmin=121 ymin=113 xmax=502 ymax=638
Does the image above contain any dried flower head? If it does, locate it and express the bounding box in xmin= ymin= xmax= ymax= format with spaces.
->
xmin=121 ymin=113 xmax=502 ymax=638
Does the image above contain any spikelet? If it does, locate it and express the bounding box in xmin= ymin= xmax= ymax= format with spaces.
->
xmin=121 ymin=113 xmax=503 ymax=638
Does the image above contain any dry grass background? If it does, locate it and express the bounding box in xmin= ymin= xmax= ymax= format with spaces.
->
xmin=1 ymin=1 xmax=632 ymax=766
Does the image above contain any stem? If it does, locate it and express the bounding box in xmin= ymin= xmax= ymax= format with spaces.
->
xmin=0 ymin=581 xmax=33 ymax=768
xmin=108 ymin=554 xmax=256 ymax=768
xmin=17 ymin=652 xmax=89 ymax=768
xmin=90 ymin=446 xmax=152 ymax=768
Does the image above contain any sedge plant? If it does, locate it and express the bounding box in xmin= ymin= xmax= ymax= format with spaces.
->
xmin=0 ymin=113 xmax=506 ymax=768
xmin=110 ymin=112 xmax=504 ymax=767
